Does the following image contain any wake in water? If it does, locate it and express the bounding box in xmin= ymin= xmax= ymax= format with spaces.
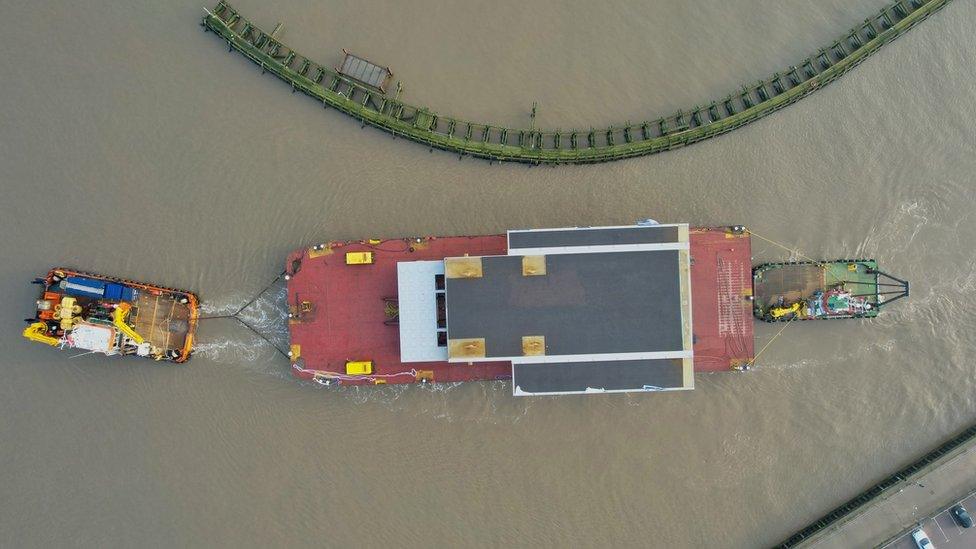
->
xmin=320 ymin=377 xmax=535 ymax=424
xmin=864 ymin=192 xmax=976 ymax=333
xmin=194 ymin=282 xmax=291 ymax=376
xmin=756 ymin=184 xmax=976 ymax=374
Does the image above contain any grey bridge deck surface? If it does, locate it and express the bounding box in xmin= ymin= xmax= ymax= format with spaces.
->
xmin=513 ymin=359 xmax=686 ymax=395
xmin=445 ymin=250 xmax=683 ymax=359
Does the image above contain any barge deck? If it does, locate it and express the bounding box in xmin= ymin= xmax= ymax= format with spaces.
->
xmin=285 ymin=226 xmax=753 ymax=387
xmin=286 ymin=235 xmax=511 ymax=385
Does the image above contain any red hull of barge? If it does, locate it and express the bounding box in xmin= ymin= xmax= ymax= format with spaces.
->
xmin=285 ymin=227 xmax=753 ymax=386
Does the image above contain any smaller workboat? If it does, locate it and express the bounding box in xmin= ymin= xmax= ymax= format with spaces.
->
xmin=752 ymin=260 xmax=908 ymax=322
xmin=22 ymin=268 xmax=199 ymax=362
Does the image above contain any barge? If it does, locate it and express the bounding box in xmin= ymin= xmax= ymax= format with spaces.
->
xmin=22 ymin=269 xmax=199 ymax=362
xmin=284 ymin=222 xmax=909 ymax=396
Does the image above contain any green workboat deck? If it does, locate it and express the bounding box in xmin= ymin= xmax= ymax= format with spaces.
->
xmin=752 ymin=260 xmax=909 ymax=322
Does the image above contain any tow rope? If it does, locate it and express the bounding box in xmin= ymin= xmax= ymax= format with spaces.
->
xmin=197 ymin=270 xmax=290 ymax=358
xmin=745 ymin=228 xmax=842 ymax=285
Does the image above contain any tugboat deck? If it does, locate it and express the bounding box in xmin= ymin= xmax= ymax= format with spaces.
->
xmin=754 ymin=261 xmax=878 ymax=307
xmin=130 ymin=291 xmax=193 ymax=353
xmin=752 ymin=260 xmax=893 ymax=321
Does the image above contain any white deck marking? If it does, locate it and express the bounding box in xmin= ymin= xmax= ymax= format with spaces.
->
xmin=717 ymin=257 xmax=747 ymax=338
xmin=931 ymin=516 xmax=950 ymax=542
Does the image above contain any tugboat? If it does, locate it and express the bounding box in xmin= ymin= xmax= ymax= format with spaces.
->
xmin=22 ymin=269 xmax=199 ymax=362
xmin=752 ymin=260 xmax=909 ymax=322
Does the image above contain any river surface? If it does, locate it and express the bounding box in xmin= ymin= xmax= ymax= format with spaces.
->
xmin=2 ymin=1 xmax=974 ymax=547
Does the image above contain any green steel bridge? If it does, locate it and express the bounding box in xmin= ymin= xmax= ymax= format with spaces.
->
xmin=203 ymin=0 xmax=952 ymax=165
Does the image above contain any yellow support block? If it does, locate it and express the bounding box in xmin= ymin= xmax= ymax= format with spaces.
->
xmin=448 ymin=338 xmax=486 ymax=359
xmin=521 ymin=256 xmax=546 ymax=277
xmin=521 ymin=335 xmax=545 ymax=356
xmin=445 ymin=257 xmax=483 ymax=279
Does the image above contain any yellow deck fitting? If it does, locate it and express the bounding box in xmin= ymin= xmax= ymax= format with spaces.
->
xmin=770 ymin=302 xmax=801 ymax=319
xmin=308 ymin=244 xmax=334 ymax=259
xmin=730 ymin=359 xmax=754 ymax=371
xmin=290 ymin=344 xmax=301 ymax=360
xmin=53 ymin=296 xmax=83 ymax=330
xmin=345 ymin=360 xmax=373 ymax=375
xmin=345 ymin=251 xmax=374 ymax=265
xmin=725 ymin=225 xmax=749 ymax=238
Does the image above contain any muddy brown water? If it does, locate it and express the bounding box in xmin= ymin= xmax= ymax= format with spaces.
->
xmin=2 ymin=0 xmax=975 ymax=547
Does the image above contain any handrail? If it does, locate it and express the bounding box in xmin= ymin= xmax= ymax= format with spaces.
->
xmin=202 ymin=0 xmax=952 ymax=164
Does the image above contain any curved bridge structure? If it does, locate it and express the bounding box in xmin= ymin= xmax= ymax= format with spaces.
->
xmin=203 ymin=0 xmax=951 ymax=164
